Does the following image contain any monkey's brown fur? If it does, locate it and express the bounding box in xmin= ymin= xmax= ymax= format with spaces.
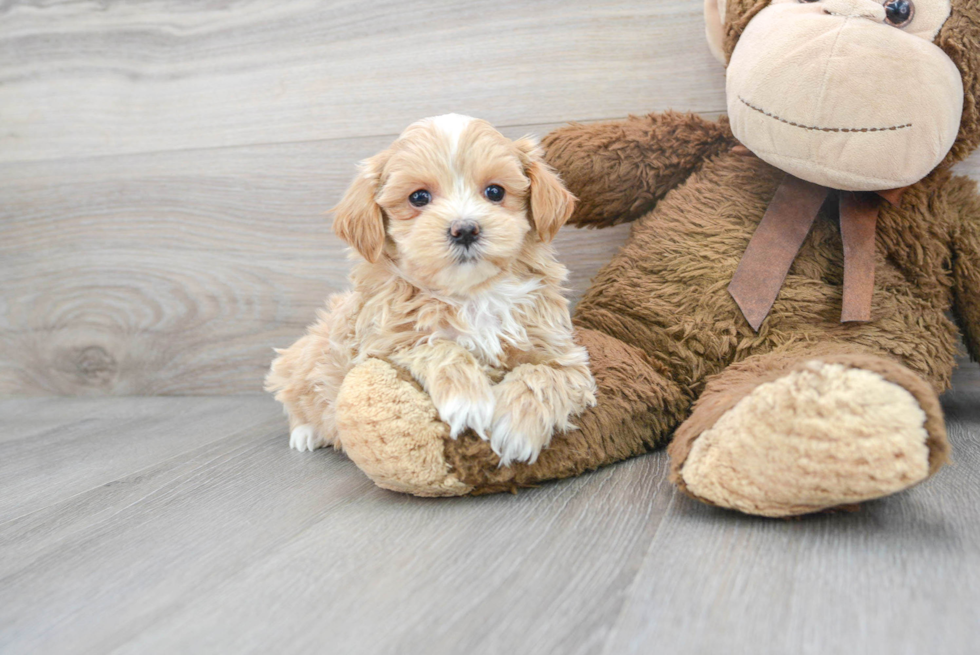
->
xmin=333 ymin=0 xmax=980 ymax=515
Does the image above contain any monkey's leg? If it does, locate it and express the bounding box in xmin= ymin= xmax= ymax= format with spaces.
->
xmin=668 ymin=344 xmax=950 ymax=517
xmin=334 ymin=329 xmax=688 ymax=496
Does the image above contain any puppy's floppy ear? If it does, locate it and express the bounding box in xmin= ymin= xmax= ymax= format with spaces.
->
xmin=515 ymin=137 xmax=576 ymax=243
xmin=332 ymin=153 xmax=387 ymax=263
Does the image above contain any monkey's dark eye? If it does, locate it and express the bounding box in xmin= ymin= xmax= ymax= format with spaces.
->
xmin=409 ymin=189 xmax=431 ymax=207
xmin=884 ymin=0 xmax=914 ymax=27
xmin=484 ymin=184 xmax=505 ymax=203
xmin=798 ymin=0 xmax=819 ymax=3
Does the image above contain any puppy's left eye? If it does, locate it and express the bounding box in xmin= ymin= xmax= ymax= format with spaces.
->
xmin=409 ymin=189 xmax=431 ymax=207
xmin=484 ymin=185 xmax=505 ymax=203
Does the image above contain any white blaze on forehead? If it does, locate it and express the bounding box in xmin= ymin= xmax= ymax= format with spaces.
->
xmin=419 ymin=113 xmax=477 ymax=199
xmin=428 ymin=113 xmax=475 ymax=157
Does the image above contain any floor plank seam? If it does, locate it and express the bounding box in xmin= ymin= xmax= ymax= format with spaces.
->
xmin=421 ymin=476 xmax=599 ymax=637
xmin=0 ymin=431 xmax=287 ymax=585
xmin=599 ymin=489 xmax=679 ymax=655
xmin=0 ymin=111 xmax=731 ymax=169
xmin=0 ymin=416 xmax=284 ymax=530
xmin=99 ymin=475 xmax=378 ymax=654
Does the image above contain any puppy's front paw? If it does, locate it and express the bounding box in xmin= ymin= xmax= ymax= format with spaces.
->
xmin=490 ymin=412 xmax=552 ymax=467
xmin=432 ymin=378 xmax=495 ymax=439
xmin=290 ymin=424 xmax=327 ymax=452
xmin=490 ymin=377 xmax=557 ymax=467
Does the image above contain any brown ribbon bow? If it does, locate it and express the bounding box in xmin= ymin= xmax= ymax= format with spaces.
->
xmin=728 ymin=173 xmax=907 ymax=332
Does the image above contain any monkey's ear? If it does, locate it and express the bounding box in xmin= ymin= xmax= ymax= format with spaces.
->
xmin=515 ymin=137 xmax=576 ymax=243
xmin=704 ymin=0 xmax=727 ymax=66
xmin=332 ymin=154 xmax=387 ymax=263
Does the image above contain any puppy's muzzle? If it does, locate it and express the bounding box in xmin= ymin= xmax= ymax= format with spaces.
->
xmin=449 ymin=220 xmax=481 ymax=249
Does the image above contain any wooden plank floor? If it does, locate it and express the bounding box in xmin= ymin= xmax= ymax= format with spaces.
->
xmin=2 ymin=365 xmax=978 ymax=655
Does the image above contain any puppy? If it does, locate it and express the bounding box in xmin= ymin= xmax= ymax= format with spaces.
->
xmin=265 ymin=114 xmax=596 ymax=466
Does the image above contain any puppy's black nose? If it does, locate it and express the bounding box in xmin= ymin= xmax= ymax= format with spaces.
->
xmin=449 ymin=220 xmax=480 ymax=248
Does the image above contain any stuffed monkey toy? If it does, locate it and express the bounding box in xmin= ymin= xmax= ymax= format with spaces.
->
xmin=328 ymin=0 xmax=980 ymax=516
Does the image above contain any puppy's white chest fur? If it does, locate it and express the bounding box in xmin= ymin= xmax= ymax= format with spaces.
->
xmin=434 ymin=277 xmax=541 ymax=366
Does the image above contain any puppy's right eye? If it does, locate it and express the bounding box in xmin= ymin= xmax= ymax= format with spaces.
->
xmin=409 ymin=190 xmax=431 ymax=207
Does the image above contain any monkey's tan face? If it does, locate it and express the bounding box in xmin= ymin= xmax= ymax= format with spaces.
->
xmin=726 ymin=0 xmax=963 ymax=191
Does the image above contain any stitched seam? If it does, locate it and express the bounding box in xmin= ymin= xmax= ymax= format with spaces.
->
xmin=738 ymin=96 xmax=912 ymax=134
xmin=810 ymin=18 xmax=846 ymax=160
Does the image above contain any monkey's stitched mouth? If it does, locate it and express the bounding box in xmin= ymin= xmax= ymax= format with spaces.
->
xmin=739 ymin=96 xmax=912 ymax=134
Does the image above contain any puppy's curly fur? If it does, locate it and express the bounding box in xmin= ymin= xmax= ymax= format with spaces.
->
xmin=265 ymin=114 xmax=596 ymax=466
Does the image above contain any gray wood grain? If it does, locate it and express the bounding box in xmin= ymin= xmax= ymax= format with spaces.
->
xmin=2 ymin=0 xmax=979 ymax=397
xmin=0 ymin=0 xmax=727 ymax=163
xmin=3 ymin=1 xmax=979 ymax=652
xmin=0 ymin=397 xmax=278 ymax=521
xmin=0 ymin=130 xmax=631 ymax=396
xmin=1 ymin=363 xmax=978 ymax=655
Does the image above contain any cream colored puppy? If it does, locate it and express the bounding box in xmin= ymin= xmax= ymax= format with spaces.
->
xmin=266 ymin=114 xmax=596 ymax=466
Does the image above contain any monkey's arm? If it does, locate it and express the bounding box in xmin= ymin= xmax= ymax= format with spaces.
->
xmin=950 ymin=176 xmax=980 ymax=364
xmin=542 ymin=111 xmax=736 ymax=228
